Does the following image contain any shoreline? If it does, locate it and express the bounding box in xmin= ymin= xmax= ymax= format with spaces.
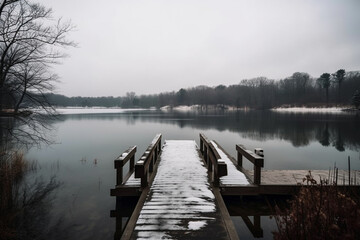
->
xmin=3 ymin=106 xmax=357 ymax=116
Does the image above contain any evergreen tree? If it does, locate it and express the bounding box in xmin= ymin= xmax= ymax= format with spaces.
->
xmin=318 ymin=73 xmax=331 ymax=105
xmin=333 ymin=69 xmax=345 ymax=103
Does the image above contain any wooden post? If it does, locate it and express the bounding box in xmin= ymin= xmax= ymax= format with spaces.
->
xmin=213 ymin=172 xmax=219 ymax=187
xmin=141 ymin=172 xmax=148 ymax=187
xmin=200 ymin=138 xmax=203 ymax=154
xmin=116 ymin=161 xmax=123 ymax=185
xmin=114 ymin=197 xmax=125 ymax=240
xmin=158 ymin=139 xmax=161 ymax=155
xmin=237 ymin=151 xmax=243 ymax=167
xmin=207 ymin=148 xmax=212 ymax=172
xmin=204 ymin=146 xmax=208 ymax=166
xmin=149 ymin=153 xmax=154 ymax=173
xmin=211 ymin=153 xmax=219 ymax=186
xmin=254 ymin=164 xmax=261 ymax=185
xmin=253 ymin=215 xmax=263 ymax=238
xmin=335 ymin=168 xmax=338 ymax=185
xmin=130 ymin=155 xmax=134 ymax=172
xmin=348 ymin=156 xmax=351 ymax=186
xmin=154 ymin=146 xmax=158 ymax=163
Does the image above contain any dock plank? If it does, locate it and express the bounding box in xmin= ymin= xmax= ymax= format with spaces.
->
xmin=131 ymin=140 xmax=231 ymax=240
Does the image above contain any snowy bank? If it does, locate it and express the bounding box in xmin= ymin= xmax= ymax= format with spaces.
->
xmin=55 ymin=107 xmax=150 ymax=115
xmin=160 ymin=105 xmax=240 ymax=112
xmin=271 ymin=107 xmax=345 ymax=113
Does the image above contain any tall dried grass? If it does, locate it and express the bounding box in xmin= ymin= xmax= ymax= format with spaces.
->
xmin=0 ymin=152 xmax=59 ymax=240
xmin=273 ymin=183 xmax=360 ymax=240
xmin=0 ymin=152 xmax=28 ymax=239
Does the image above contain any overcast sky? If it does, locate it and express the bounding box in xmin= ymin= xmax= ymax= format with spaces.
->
xmin=37 ymin=0 xmax=360 ymax=97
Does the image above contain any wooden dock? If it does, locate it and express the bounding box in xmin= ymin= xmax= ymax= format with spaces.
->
xmin=110 ymin=133 xmax=360 ymax=239
xmin=129 ymin=140 xmax=235 ymax=239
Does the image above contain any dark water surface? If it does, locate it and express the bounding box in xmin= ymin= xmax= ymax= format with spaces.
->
xmin=24 ymin=109 xmax=360 ymax=239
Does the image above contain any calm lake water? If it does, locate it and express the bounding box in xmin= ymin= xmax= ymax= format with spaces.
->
xmin=24 ymin=109 xmax=360 ymax=239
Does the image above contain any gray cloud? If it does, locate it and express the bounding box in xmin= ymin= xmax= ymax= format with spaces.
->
xmin=37 ymin=0 xmax=360 ymax=96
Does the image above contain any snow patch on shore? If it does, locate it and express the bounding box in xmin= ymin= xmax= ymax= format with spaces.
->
xmin=271 ymin=107 xmax=345 ymax=113
xmin=55 ymin=107 xmax=149 ymax=115
xmin=160 ymin=104 xmax=240 ymax=112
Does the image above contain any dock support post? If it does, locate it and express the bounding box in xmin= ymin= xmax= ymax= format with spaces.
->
xmin=254 ymin=215 xmax=263 ymax=238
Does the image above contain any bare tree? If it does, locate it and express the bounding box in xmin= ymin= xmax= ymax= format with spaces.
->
xmin=0 ymin=0 xmax=74 ymax=148
xmin=0 ymin=0 xmax=74 ymax=112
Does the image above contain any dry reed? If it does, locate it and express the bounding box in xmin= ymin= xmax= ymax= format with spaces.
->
xmin=0 ymin=152 xmax=59 ymax=240
xmin=273 ymin=181 xmax=360 ymax=240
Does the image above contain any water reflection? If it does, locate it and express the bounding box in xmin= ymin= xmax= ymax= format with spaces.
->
xmin=0 ymin=153 xmax=62 ymax=240
xmin=224 ymin=196 xmax=289 ymax=239
xmin=55 ymin=110 xmax=360 ymax=152
xmin=4 ymin=109 xmax=359 ymax=239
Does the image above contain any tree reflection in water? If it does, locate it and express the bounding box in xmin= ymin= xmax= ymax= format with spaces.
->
xmin=140 ymin=110 xmax=360 ymax=152
xmin=0 ymin=153 xmax=62 ymax=240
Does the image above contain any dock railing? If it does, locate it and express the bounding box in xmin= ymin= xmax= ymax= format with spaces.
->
xmin=200 ymin=133 xmax=227 ymax=186
xmin=236 ymin=144 xmax=264 ymax=185
xmin=114 ymin=146 xmax=137 ymax=186
xmin=135 ymin=134 xmax=162 ymax=187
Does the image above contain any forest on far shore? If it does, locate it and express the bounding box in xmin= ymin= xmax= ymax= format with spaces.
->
xmin=47 ymin=70 xmax=360 ymax=109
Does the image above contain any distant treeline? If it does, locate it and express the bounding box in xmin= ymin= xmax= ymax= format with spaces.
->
xmin=48 ymin=70 xmax=360 ymax=109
